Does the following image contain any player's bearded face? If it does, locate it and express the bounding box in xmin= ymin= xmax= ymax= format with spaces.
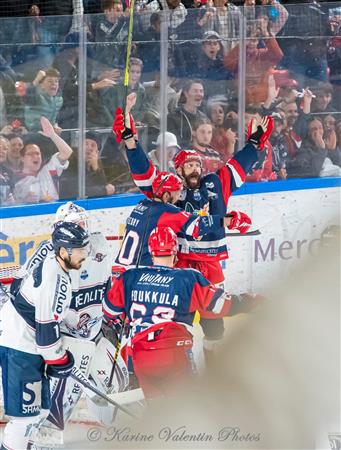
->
xmin=181 ymin=161 xmax=202 ymax=188
xmin=64 ymin=247 xmax=88 ymax=269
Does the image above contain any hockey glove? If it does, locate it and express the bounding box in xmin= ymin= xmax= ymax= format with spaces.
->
xmin=227 ymin=210 xmax=252 ymax=234
xmin=228 ymin=293 xmax=264 ymax=316
xmin=247 ymin=115 xmax=274 ymax=150
xmin=112 ymin=107 xmax=137 ymax=143
xmin=46 ymin=350 xmax=74 ymax=379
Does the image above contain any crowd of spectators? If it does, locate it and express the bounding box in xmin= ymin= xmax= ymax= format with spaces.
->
xmin=0 ymin=0 xmax=340 ymax=206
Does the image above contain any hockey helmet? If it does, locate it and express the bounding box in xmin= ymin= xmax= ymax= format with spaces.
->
xmin=54 ymin=202 xmax=89 ymax=229
xmin=151 ymin=172 xmax=183 ymax=198
xmin=173 ymin=149 xmax=202 ymax=170
xmin=52 ymin=222 xmax=90 ymax=253
xmin=148 ymin=227 xmax=178 ymax=257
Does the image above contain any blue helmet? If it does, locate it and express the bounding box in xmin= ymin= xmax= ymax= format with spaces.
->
xmin=52 ymin=222 xmax=90 ymax=253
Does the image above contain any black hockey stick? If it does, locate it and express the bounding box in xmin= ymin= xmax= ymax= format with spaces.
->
xmin=225 ymin=229 xmax=261 ymax=237
xmin=70 ymin=367 xmax=137 ymax=418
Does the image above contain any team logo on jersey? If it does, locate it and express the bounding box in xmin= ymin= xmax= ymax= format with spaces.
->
xmin=193 ymin=189 xmax=201 ymax=201
xmin=80 ymin=270 xmax=88 ymax=280
xmin=93 ymin=252 xmax=106 ymax=262
xmin=205 ymin=181 xmax=214 ymax=189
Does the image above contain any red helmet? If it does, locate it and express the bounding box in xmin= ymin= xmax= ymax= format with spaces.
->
xmin=173 ymin=149 xmax=202 ymax=170
xmin=148 ymin=227 xmax=177 ymax=257
xmin=151 ymin=172 xmax=183 ymax=198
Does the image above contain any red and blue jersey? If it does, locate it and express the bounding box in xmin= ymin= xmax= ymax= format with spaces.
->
xmin=115 ymin=197 xmax=224 ymax=266
xmin=104 ymin=265 xmax=231 ymax=335
xmin=125 ymin=142 xmax=258 ymax=261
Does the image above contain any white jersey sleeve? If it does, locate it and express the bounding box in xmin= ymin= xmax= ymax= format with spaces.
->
xmin=10 ymin=240 xmax=54 ymax=299
xmin=0 ymin=255 xmax=72 ymax=362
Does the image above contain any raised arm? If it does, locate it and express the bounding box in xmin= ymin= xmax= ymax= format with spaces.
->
xmin=40 ymin=116 xmax=73 ymax=162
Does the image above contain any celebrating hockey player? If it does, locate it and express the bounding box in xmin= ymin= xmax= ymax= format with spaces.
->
xmin=116 ymin=171 xmax=238 ymax=266
xmin=105 ymin=227 xmax=259 ymax=399
xmin=9 ymin=202 xmax=129 ymax=447
xmin=113 ymin=95 xmax=273 ymax=363
xmin=0 ymin=222 xmax=89 ymax=450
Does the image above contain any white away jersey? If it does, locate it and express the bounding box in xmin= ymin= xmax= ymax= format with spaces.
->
xmin=61 ymin=233 xmax=112 ymax=340
xmin=11 ymin=233 xmax=112 ymax=341
xmin=0 ymin=255 xmax=72 ymax=362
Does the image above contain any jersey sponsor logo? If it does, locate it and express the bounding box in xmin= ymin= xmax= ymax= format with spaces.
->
xmin=193 ymin=190 xmax=201 ymax=201
xmin=71 ymin=354 xmax=90 ymax=395
xmin=138 ymin=273 xmax=174 ymax=285
xmin=22 ymin=381 xmax=42 ymax=414
xmin=28 ymin=242 xmax=53 ymax=269
xmin=93 ymin=252 xmax=106 ymax=262
xmin=72 ymin=285 xmax=106 ymax=309
xmin=131 ymin=289 xmax=179 ymax=307
xmin=80 ymin=270 xmax=88 ymax=280
xmin=53 ymin=274 xmax=69 ymax=316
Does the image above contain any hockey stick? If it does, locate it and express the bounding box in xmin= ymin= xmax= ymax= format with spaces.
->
xmin=108 ymin=0 xmax=136 ymax=389
xmin=70 ymin=367 xmax=137 ymax=419
xmin=122 ymin=0 xmax=136 ymax=114
xmin=106 ymin=229 xmax=261 ymax=241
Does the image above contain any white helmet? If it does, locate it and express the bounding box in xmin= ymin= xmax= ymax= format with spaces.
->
xmin=54 ymin=202 xmax=89 ymax=231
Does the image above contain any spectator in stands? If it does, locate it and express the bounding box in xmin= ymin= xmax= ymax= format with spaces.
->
xmin=101 ymin=57 xmax=146 ymax=124
xmin=139 ymin=0 xmax=187 ymax=34
xmin=167 ymin=79 xmax=208 ymax=147
xmin=257 ymin=0 xmax=289 ymax=36
xmin=13 ymin=117 xmax=72 ymax=204
xmin=5 ymin=134 xmax=23 ymax=175
xmin=224 ymin=16 xmax=283 ymax=105
xmin=269 ymin=112 xmax=288 ymax=180
xmin=0 ymin=135 xmax=15 ymax=205
xmin=136 ymin=12 xmax=161 ymax=79
xmin=52 ymin=32 xmax=84 ymax=130
xmin=148 ymin=132 xmax=180 ymax=171
xmin=94 ymin=0 xmax=128 ymax=68
xmin=322 ymin=114 xmax=341 ymax=168
xmin=286 ymin=117 xmax=341 ymax=179
xmin=336 ymin=119 xmax=341 ymax=153
xmin=213 ymin=0 xmax=239 ymax=53
xmin=206 ymin=100 xmax=236 ymax=162
xmin=311 ymin=82 xmax=337 ymax=115
xmin=190 ymin=117 xmax=224 ymax=174
xmin=278 ymin=1 xmax=331 ymax=85
xmin=182 ymin=31 xmax=233 ymax=99
xmin=142 ymin=73 xmax=178 ymax=145
xmin=60 ymin=131 xmax=115 ymax=199
xmin=24 ymin=68 xmax=63 ymax=132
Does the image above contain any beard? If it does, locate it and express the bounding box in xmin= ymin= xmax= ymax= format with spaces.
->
xmin=63 ymin=255 xmax=85 ymax=270
xmin=184 ymin=172 xmax=201 ymax=189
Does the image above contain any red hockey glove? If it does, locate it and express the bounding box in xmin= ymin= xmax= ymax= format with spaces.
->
xmin=227 ymin=210 xmax=252 ymax=234
xmin=112 ymin=107 xmax=137 ymax=143
xmin=247 ymin=115 xmax=274 ymax=150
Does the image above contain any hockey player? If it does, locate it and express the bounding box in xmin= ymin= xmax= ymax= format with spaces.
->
xmin=9 ymin=202 xmax=128 ymax=446
xmin=105 ymin=227 xmax=258 ymax=399
xmin=113 ymin=101 xmax=273 ymax=361
xmin=116 ymin=171 xmax=238 ymax=267
xmin=0 ymin=222 xmax=89 ymax=450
